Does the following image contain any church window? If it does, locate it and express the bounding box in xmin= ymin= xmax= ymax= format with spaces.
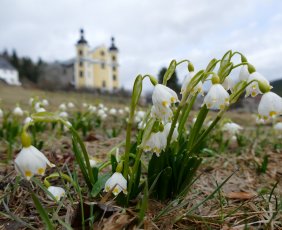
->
xmin=112 ymin=56 xmax=116 ymax=61
xmin=102 ymin=81 xmax=106 ymax=87
xmin=113 ymin=75 xmax=117 ymax=81
xmin=100 ymin=51 xmax=105 ymax=56
xmin=101 ymin=62 xmax=105 ymax=69
xmin=112 ymin=66 xmax=116 ymax=71
xmin=79 ymin=71 xmax=83 ymax=77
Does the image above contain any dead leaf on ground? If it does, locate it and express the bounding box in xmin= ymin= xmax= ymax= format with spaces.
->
xmin=224 ymin=191 xmax=256 ymax=200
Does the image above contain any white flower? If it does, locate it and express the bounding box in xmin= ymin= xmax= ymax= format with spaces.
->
xmin=0 ymin=108 xmax=3 ymax=118
xmin=88 ymin=105 xmax=97 ymax=113
xmin=42 ymin=99 xmax=49 ymax=106
xmin=36 ymin=107 xmax=46 ymax=113
xmin=98 ymin=103 xmax=104 ymax=109
xmin=24 ymin=117 xmax=33 ymax=125
xmin=97 ymin=109 xmax=107 ymax=120
xmin=258 ymin=92 xmax=282 ymax=120
xmin=82 ymin=103 xmax=88 ymax=108
xmin=274 ymin=122 xmax=282 ymax=131
xmin=29 ymin=98 xmax=34 ymax=105
xmin=14 ymin=145 xmax=55 ymax=180
xmin=151 ymin=105 xmax=173 ymax=123
xmin=181 ymin=72 xmax=203 ymax=95
xmin=104 ymin=172 xmax=127 ymax=196
xmin=152 ymin=84 xmax=178 ymax=108
xmin=59 ymin=111 xmax=69 ymax=118
xmin=239 ymin=65 xmax=249 ymax=81
xmin=222 ymin=76 xmax=234 ymax=91
xmin=246 ymin=72 xmax=271 ymax=97
xmin=118 ymin=109 xmax=124 ymax=115
xmin=203 ymin=84 xmax=229 ymax=110
xmin=109 ymin=108 xmax=117 ymax=115
xmin=222 ymin=122 xmax=243 ymax=135
xmin=67 ymin=102 xmax=75 ymax=108
xmin=124 ymin=106 xmax=130 ymax=113
xmin=47 ymin=186 xmax=65 ymax=201
xmin=143 ymin=131 xmax=167 ymax=156
xmin=163 ymin=122 xmax=178 ymax=142
xmin=89 ymin=158 xmax=98 ymax=167
xmin=13 ymin=106 xmax=24 ymax=116
xmin=134 ymin=110 xmax=146 ymax=123
xmin=59 ymin=103 xmax=67 ymax=111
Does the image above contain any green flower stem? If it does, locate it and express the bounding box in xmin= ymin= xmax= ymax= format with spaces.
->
xmin=127 ymin=147 xmax=142 ymax=203
xmin=177 ymin=94 xmax=197 ymax=134
xmin=68 ymin=125 xmax=95 ymax=185
xmin=166 ymin=105 xmax=182 ymax=150
xmin=176 ymin=59 xmax=190 ymax=66
xmin=232 ymin=62 xmax=248 ymax=69
xmin=124 ymin=120 xmax=133 ymax=178
xmin=44 ymin=172 xmax=73 ymax=188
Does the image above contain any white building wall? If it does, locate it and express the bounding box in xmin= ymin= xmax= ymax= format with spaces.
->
xmin=0 ymin=69 xmax=21 ymax=85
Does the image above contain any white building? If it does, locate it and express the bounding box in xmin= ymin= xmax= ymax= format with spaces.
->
xmin=0 ymin=57 xmax=21 ymax=85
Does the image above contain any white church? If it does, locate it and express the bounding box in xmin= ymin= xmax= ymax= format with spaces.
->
xmin=0 ymin=57 xmax=21 ymax=85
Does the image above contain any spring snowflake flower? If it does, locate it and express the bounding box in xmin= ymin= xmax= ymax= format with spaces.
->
xmin=238 ymin=65 xmax=249 ymax=81
xmin=88 ymin=105 xmax=97 ymax=113
xmin=163 ymin=122 xmax=178 ymax=142
xmin=104 ymin=172 xmax=127 ymax=196
xmin=24 ymin=117 xmax=33 ymax=125
xmin=14 ymin=145 xmax=55 ymax=180
xmin=0 ymin=108 xmax=3 ymax=118
xmin=246 ymin=72 xmax=271 ymax=97
xmin=222 ymin=76 xmax=234 ymax=91
xmin=222 ymin=122 xmax=243 ymax=135
xmin=274 ymin=122 xmax=282 ymax=131
xmin=152 ymin=84 xmax=179 ymax=108
xmin=135 ymin=110 xmax=146 ymax=123
xmin=13 ymin=106 xmax=24 ymax=116
xmin=42 ymin=99 xmax=49 ymax=106
xmin=258 ymin=92 xmax=282 ymax=120
xmin=97 ymin=109 xmax=107 ymax=120
xmin=203 ymin=84 xmax=230 ymax=110
xmin=124 ymin=106 xmax=130 ymax=113
xmin=143 ymin=131 xmax=167 ymax=156
xmin=59 ymin=103 xmax=67 ymax=111
xmin=29 ymin=98 xmax=34 ymax=105
xmin=151 ymin=105 xmax=173 ymax=123
xmin=109 ymin=108 xmax=117 ymax=115
xmin=59 ymin=111 xmax=69 ymax=118
xmin=118 ymin=109 xmax=124 ymax=115
xmin=181 ymin=72 xmax=203 ymax=95
xmin=47 ymin=186 xmax=65 ymax=201
xmin=67 ymin=102 xmax=75 ymax=109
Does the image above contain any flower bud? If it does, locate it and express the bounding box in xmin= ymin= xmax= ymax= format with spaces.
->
xmin=21 ymin=131 xmax=31 ymax=147
xmin=211 ymin=74 xmax=220 ymax=84
xmin=258 ymin=80 xmax=271 ymax=93
xmin=247 ymin=64 xmax=256 ymax=74
xmin=241 ymin=55 xmax=247 ymax=63
xmin=188 ymin=62 xmax=194 ymax=72
xmin=116 ymin=161 xmax=123 ymax=173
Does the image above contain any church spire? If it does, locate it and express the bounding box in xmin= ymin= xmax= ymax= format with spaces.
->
xmin=109 ymin=37 xmax=118 ymax=51
xmin=77 ymin=28 xmax=88 ymax=45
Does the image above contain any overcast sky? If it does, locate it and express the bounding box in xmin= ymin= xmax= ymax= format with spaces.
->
xmin=0 ymin=0 xmax=281 ymax=90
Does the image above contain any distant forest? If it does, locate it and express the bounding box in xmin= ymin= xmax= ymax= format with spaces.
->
xmin=1 ymin=49 xmax=45 ymax=83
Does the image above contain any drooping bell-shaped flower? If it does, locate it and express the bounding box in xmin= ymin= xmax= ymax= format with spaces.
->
xmin=238 ymin=65 xmax=249 ymax=81
xmin=274 ymin=122 xmax=282 ymax=131
xmin=151 ymin=105 xmax=173 ymax=123
xmin=222 ymin=76 xmax=234 ymax=92
xmin=258 ymin=91 xmax=282 ymax=120
xmin=246 ymin=72 xmax=271 ymax=97
xmin=181 ymin=72 xmax=203 ymax=96
xmin=143 ymin=131 xmax=167 ymax=156
xmin=47 ymin=186 xmax=65 ymax=201
xmin=0 ymin=108 xmax=3 ymax=118
xmin=59 ymin=103 xmax=67 ymax=111
xmin=152 ymin=84 xmax=178 ymax=108
xmin=104 ymin=172 xmax=127 ymax=196
xmin=163 ymin=122 xmax=178 ymax=142
xmin=118 ymin=109 xmax=124 ymax=115
xmin=203 ymin=84 xmax=230 ymax=110
xmin=13 ymin=106 xmax=24 ymax=116
xmin=15 ymin=145 xmax=55 ymax=180
xmin=59 ymin=111 xmax=68 ymax=118
xmin=24 ymin=117 xmax=33 ymax=125
xmin=42 ymin=99 xmax=49 ymax=107
xmin=109 ymin=108 xmax=117 ymax=115
xmin=67 ymin=102 xmax=75 ymax=109
xmin=222 ymin=122 xmax=243 ymax=135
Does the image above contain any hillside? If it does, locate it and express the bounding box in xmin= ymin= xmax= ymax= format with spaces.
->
xmin=271 ymin=79 xmax=282 ymax=96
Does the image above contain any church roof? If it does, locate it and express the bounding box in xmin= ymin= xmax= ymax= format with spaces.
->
xmin=0 ymin=57 xmax=17 ymax=71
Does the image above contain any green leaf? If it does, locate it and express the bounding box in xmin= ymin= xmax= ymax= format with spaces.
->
xmin=159 ymin=167 xmax=172 ymax=201
xmin=138 ymin=180 xmax=148 ymax=222
xmin=91 ymin=172 xmax=111 ymax=197
xmin=31 ymin=112 xmax=60 ymax=122
xmin=31 ymin=192 xmax=54 ymax=229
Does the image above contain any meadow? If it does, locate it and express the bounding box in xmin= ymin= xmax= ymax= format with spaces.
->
xmin=0 ymin=52 xmax=282 ymax=229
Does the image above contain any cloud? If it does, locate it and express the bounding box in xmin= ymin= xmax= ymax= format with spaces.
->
xmin=0 ymin=0 xmax=281 ymax=90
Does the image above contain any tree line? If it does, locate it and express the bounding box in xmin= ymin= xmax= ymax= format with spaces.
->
xmin=1 ymin=49 xmax=44 ymax=83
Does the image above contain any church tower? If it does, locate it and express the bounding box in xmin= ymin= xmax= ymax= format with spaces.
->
xmin=75 ymin=29 xmax=89 ymax=88
xmin=109 ymin=37 xmax=119 ymax=90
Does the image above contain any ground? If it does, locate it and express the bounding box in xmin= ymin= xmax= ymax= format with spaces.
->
xmin=0 ymin=84 xmax=281 ymax=229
